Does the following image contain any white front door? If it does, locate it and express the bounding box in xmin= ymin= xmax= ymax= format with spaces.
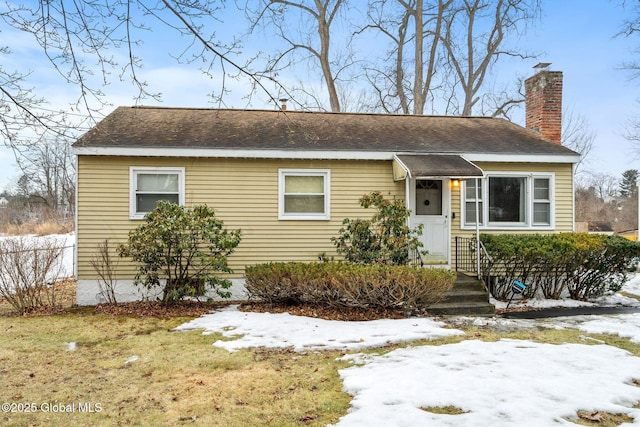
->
xmin=410 ymin=179 xmax=450 ymax=265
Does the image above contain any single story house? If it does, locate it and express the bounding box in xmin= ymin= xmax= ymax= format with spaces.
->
xmin=73 ymin=67 xmax=580 ymax=305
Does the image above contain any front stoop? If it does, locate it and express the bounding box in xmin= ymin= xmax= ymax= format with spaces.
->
xmin=427 ymin=273 xmax=495 ymax=316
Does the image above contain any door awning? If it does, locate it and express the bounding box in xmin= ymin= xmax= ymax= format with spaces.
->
xmin=393 ymin=154 xmax=484 ymax=180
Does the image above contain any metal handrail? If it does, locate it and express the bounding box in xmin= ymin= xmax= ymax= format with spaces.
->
xmin=455 ymin=236 xmax=476 ymax=273
xmin=477 ymin=240 xmax=493 ymax=292
xmin=410 ymin=247 xmax=424 ymax=268
xmin=478 ymin=240 xmax=493 ymax=274
xmin=455 ymin=236 xmax=493 ymax=281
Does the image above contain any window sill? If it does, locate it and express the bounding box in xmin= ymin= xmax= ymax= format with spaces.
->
xmin=461 ymin=225 xmax=554 ymax=231
xmin=279 ymin=215 xmax=331 ymax=221
xmin=129 ymin=214 xmax=148 ymax=220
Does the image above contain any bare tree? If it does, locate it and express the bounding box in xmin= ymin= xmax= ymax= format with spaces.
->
xmin=618 ymin=0 xmax=640 ymax=79
xmin=361 ymin=0 xmax=452 ymax=114
xmin=246 ymin=0 xmax=350 ymax=112
xmin=481 ymin=76 xmax=526 ymax=119
xmin=576 ymin=172 xmax=619 ymax=203
xmin=0 ymin=0 xmax=288 ymax=148
xmin=440 ymin=0 xmax=540 ymax=116
xmin=618 ymin=1 xmax=640 ymax=151
xmin=624 ymin=100 xmax=640 ymax=155
xmin=562 ymin=110 xmax=595 ymax=173
xmin=12 ymin=137 xmax=75 ymax=217
xmin=574 ymin=186 xmax=599 ymax=223
xmin=359 ymin=0 xmax=538 ymax=115
xmin=574 ymin=172 xmax=620 ymax=230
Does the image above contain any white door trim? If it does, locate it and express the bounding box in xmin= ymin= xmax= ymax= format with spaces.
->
xmin=408 ymin=178 xmax=452 ymax=266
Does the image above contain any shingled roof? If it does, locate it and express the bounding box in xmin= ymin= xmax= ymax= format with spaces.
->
xmin=73 ymin=106 xmax=579 ymax=158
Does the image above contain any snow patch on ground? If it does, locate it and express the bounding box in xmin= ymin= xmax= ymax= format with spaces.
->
xmin=491 ymin=272 xmax=640 ymax=311
xmin=174 ymin=305 xmax=464 ymax=352
xmin=333 ymin=339 xmax=640 ymax=427
xmin=578 ymin=313 xmax=640 ymax=344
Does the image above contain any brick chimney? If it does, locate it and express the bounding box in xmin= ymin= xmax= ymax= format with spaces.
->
xmin=525 ymin=63 xmax=563 ymax=143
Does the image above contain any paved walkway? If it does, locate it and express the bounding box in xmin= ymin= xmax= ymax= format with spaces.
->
xmin=502 ymin=306 xmax=640 ymax=319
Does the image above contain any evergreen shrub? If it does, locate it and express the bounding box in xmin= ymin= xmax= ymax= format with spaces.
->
xmin=481 ymin=233 xmax=640 ymax=301
xmin=331 ymin=191 xmax=423 ymax=265
xmin=117 ymin=201 xmax=241 ymax=304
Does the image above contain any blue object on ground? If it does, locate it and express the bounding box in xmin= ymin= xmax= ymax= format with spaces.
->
xmin=507 ymin=281 xmax=527 ymax=308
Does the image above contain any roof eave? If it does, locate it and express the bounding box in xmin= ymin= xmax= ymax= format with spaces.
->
xmin=72 ymin=147 xmax=394 ymax=161
xmin=464 ymin=152 xmax=581 ymax=164
xmin=72 ymin=146 xmax=581 ymax=164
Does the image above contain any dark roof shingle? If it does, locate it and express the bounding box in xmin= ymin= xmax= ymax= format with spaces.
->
xmin=73 ymin=106 xmax=579 ymax=157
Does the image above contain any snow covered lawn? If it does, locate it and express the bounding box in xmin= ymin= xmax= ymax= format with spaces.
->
xmin=176 ymin=274 xmax=640 ymax=426
xmin=336 ymin=340 xmax=640 ymax=426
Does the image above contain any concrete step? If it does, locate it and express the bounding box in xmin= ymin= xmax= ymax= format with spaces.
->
xmin=426 ymin=273 xmax=495 ymax=316
xmin=447 ymin=282 xmax=484 ymax=293
xmin=454 ymin=273 xmax=488 ymax=288
xmin=440 ymin=290 xmax=489 ymax=304
xmin=427 ymin=301 xmax=496 ymax=316
xmin=455 ymin=273 xmax=482 ymax=282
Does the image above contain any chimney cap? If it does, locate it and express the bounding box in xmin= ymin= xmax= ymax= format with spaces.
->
xmin=533 ymin=62 xmax=552 ymax=71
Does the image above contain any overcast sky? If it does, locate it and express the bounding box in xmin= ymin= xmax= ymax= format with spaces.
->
xmin=0 ymin=0 xmax=638 ymax=191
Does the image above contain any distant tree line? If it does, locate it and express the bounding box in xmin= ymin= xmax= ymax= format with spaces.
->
xmin=575 ymin=169 xmax=638 ymax=233
xmin=0 ymin=138 xmax=74 ymax=231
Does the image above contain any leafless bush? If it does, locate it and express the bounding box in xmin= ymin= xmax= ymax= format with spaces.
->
xmin=245 ymin=262 xmax=456 ymax=310
xmin=90 ymin=239 xmax=120 ymax=304
xmin=334 ymin=268 xmax=454 ymax=309
xmin=0 ymin=236 xmax=65 ymax=314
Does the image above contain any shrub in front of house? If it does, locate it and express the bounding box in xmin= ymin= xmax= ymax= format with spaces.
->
xmin=331 ymin=191 xmax=423 ymax=265
xmin=245 ymin=262 xmax=455 ymax=310
xmin=117 ymin=201 xmax=242 ymax=304
xmin=481 ymin=233 xmax=640 ymax=301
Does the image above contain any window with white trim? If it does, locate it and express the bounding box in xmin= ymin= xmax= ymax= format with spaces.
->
xmin=130 ymin=167 xmax=185 ymax=219
xmin=279 ymin=169 xmax=330 ymax=220
xmin=464 ymin=178 xmax=483 ymax=226
xmin=488 ymin=176 xmax=526 ymax=224
xmin=462 ymin=174 xmax=553 ymax=229
xmin=533 ymin=177 xmax=551 ymax=225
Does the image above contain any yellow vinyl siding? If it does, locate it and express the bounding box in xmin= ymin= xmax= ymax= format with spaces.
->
xmin=76 ymin=156 xmax=404 ymax=279
xmin=450 ymin=161 xmax=574 ymax=262
xmin=77 ymin=156 xmax=575 ymax=279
